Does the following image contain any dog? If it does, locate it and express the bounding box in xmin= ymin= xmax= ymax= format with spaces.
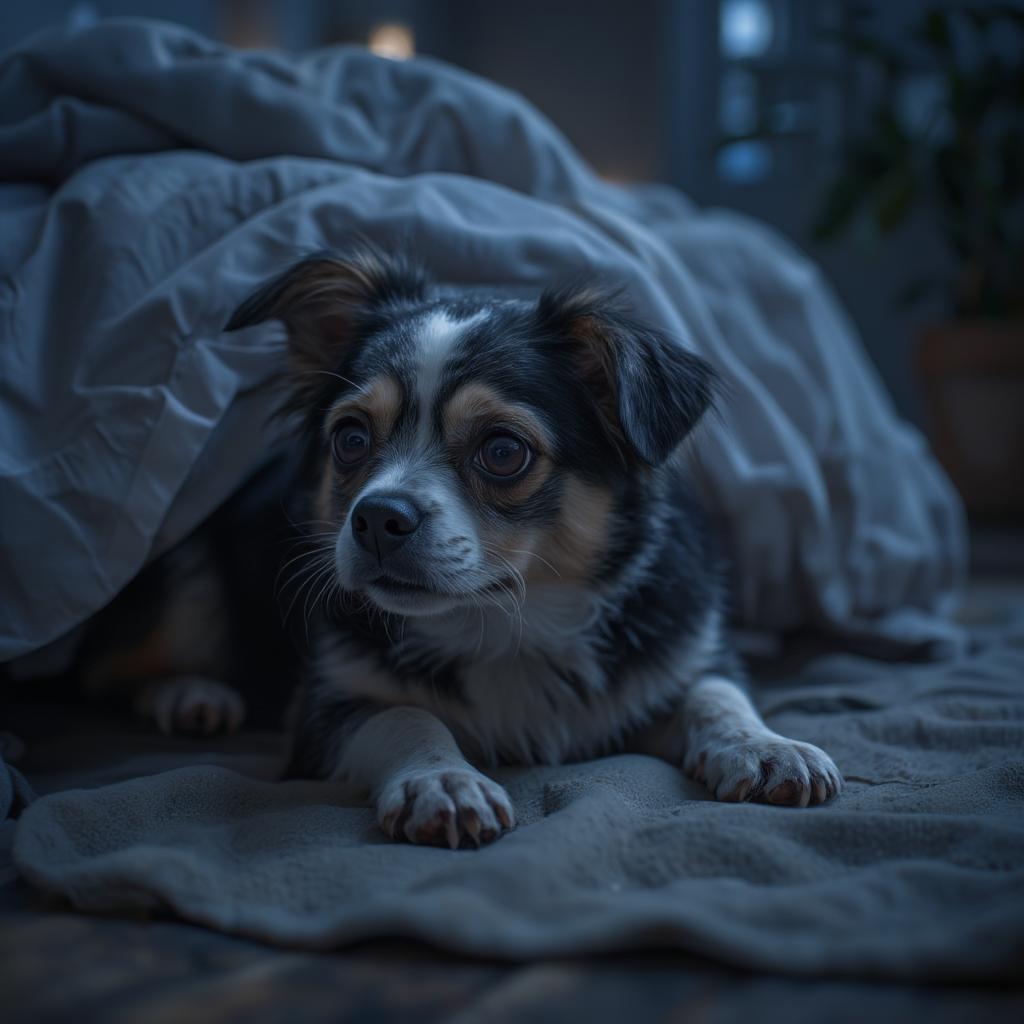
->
xmin=27 ymin=452 xmax=301 ymax=736
xmin=217 ymin=246 xmax=842 ymax=849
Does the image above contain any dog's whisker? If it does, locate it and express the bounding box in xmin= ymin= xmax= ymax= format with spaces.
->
xmin=298 ymin=368 xmax=361 ymax=390
xmin=311 ymin=570 xmax=339 ymax=621
xmin=280 ymin=531 xmax=338 ymax=545
xmin=280 ymin=554 xmax=334 ymax=626
xmin=274 ymin=545 xmax=333 ymax=592
xmin=481 ymin=554 xmax=528 ymax=613
xmin=380 ymin=612 xmax=394 ymax=647
xmin=483 ymin=543 xmax=561 ymax=580
xmin=275 ymin=552 xmax=334 ymax=603
xmin=301 ymin=565 xmax=333 ymax=641
xmin=300 ymin=562 xmax=335 ymax=628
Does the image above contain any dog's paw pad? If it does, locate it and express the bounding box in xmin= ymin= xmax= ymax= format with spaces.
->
xmin=687 ymin=734 xmax=842 ymax=807
xmin=377 ymin=768 xmax=516 ymax=848
xmin=145 ymin=677 xmax=246 ymax=736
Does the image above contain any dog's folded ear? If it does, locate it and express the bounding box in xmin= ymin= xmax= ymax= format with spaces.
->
xmin=536 ymin=286 xmax=716 ymax=466
xmin=225 ymin=248 xmax=426 ymax=408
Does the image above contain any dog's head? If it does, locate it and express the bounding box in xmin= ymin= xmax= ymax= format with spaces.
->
xmin=227 ymin=248 xmax=714 ymax=618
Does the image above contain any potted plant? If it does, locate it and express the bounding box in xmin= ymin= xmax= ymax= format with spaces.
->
xmin=811 ymin=4 xmax=1024 ymax=520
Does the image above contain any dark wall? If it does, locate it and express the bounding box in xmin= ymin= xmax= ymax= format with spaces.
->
xmin=438 ymin=0 xmax=664 ymax=185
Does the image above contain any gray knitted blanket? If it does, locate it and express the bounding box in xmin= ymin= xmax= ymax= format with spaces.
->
xmin=12 ymin=634 xmax=1024 ymax=981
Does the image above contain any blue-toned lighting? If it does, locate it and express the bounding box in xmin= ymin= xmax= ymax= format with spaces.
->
xmin=716 ymin=140 xmax=773 ymax=184
xmin=719 ymin=68 xmax=758 ymax=135
xmin=720 ymin=0 xmax=774 ymax=59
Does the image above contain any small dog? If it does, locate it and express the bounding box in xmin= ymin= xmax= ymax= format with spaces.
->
xmin=221 ymin=247 xmax=842 ymax=848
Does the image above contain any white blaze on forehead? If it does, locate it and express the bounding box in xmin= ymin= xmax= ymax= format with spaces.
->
xmin=414 ymin=310 xmax=483 ymax=441
xmin=350 ymin=309 xmax=486 ymax=509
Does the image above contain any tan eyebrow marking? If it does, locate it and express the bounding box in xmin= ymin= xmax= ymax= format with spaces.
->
xmin=442 ymin=381 xmax=555 ymax=507
xmin=441 ymin=381 xmax=551 ymax=451
xmin=325 ymin=375 xmax=402 ymax=438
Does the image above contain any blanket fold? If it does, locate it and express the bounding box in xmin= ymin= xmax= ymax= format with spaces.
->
xmin=11 ymin=634 xmax=1024 ymax=980
xmin=0 ymin=18 xmax=965 ymax=661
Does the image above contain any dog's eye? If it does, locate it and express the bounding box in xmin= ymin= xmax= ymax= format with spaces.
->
xmin=476 ymin=433 xmax=530 ymax=478
xmin=332 ymin=417 xmax=371 ymax=466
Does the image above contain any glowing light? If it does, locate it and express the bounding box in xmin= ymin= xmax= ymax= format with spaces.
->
xmin=716 ymin=140 xmax=773 ymax=184
xmin=368 ymin=23 xmax=415 ymax=61
xmin=720 ymin=0 xmax=773 ymax=59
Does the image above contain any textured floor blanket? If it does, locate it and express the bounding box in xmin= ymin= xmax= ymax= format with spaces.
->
xmin=10 ymin=622 xmax=1024 ymax=982
xmin=0 ymin=18 xmax=964 ymax=664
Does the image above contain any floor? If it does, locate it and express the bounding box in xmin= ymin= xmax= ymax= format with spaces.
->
xmin=2 ymin=901 xmax=1022 ymax=1024
xmin=2 ymin=574 xmax=1023 ymax=1022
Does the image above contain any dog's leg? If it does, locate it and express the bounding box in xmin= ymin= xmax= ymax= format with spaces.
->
xmin=321 ymin=705 xmax=515 ymax=848
xmin=135 ymin=676 xmax=247 ymax=736
xmin=681 ymin=676 xmax=842 ymax=806
xmin=634 ymin=676 xmax=841 ymax=806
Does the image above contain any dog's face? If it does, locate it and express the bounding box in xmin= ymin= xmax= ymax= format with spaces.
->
xmin=228 ymin=250 xmax=714 ymax=618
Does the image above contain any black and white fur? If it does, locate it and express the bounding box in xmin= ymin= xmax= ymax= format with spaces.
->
xmin=226 ymin=247 xmax=842 ymax=848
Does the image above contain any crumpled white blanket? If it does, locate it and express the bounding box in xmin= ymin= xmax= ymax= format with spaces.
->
xmin=0 ymin=18 xmax=964 ymax=662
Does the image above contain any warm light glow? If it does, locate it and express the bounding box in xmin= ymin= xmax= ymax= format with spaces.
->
xmin=368 ymin=23 xmax=415 ymax=61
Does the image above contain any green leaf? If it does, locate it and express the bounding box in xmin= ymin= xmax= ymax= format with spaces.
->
xmin=806 ymin=1 xmax=1021 ymax=313
xmin=992 ymin=4 xmax=1024 ymax=32
xmin=1000 ymin=128 xmax=1024 ymax=196
xmin=920 ymin=9 xmax=951 ymax=54
xmin=812 ymin=174 xmax=870 ymax=240
xmin=818 ymin=28 xmax=905 ymax=73
xmin=873 ymin=168 xmax=918 ymax=231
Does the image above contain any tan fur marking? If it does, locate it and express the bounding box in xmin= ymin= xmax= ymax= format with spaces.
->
xmin=568 ymin=315 xmax=627 ymax=453
xmin=80 ymin=550 xmax=227 ymax=697
xmin=475 ymin=522 xmax=541 ymax=581
xmin=531 ymin=477 xmax=613 ymax=583
xmin=442 ymin=385 xmax=611 ymax=583
xmin=281 ymin=258 xmax=384 ymax=394
xmin=317 ymin=375 xmax=402 ymax=522
xmin=279 ymin=254 xmax=392 ymax=339
xmin=492 ymin=457 xmax=554 ymax=507
xmin=442 ymin=382 xmax=549 ymax=451
xmin=81 ymin=629 xmax=171 ymax=697
xmin=325 ymin=375 xmax=402 ymax=439
xmin=314 ymin=458 xmax=336 ymax=524
xmin=442 ymin=382 xmax=553 ymax=505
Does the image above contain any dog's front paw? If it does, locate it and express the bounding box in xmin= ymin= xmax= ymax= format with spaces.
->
xmin=377 ymin=768 xmax=516 ymax=849
xmin=140 ymin=676 xmax=246 ymax=736
xmin=686 ymin=732 xmax=842 ymax=807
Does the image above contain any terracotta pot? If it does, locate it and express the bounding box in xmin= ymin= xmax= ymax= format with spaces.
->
xmin=916 ymin=321 xmax=1024 ymax=521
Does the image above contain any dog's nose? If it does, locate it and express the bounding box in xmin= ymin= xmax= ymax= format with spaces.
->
xmin=351 ymin=494 xmax=423 ymax=557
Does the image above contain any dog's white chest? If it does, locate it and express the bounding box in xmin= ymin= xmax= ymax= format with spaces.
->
xmin=451 ymin=646 xmax=605 ymax=764
xmin=321 ymin=592 xmax=718 ymax=767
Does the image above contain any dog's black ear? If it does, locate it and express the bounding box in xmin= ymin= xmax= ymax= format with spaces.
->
xmin=226 ymin=248 xmax=426 ymax=409
xmin=536 ymin=286 xmax=715 ymax=466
